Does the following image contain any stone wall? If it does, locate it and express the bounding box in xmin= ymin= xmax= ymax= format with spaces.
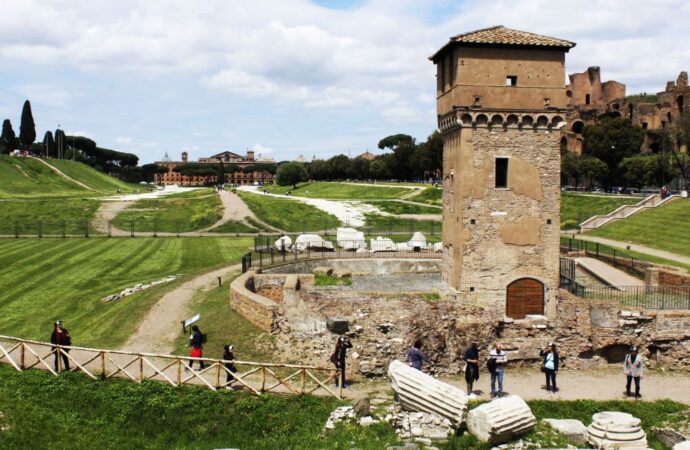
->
xmin=261 ymin=258 xmax=441 ymax=275
xmin=442 ymin=125 xmax=561 ymax=320
xmin=229 ymin=271 xmax=280 ymax=333
xmin=646 ymin=267 xmax=690 ymax=287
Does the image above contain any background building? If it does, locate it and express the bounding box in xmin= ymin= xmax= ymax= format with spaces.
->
xmin=155 ymin=150 xmax=276 ymax=185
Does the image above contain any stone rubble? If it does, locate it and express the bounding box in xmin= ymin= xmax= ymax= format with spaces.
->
xmin=388 ymin=359 xmax=468 ymax=427
xmin=674 ymin=442 xmax=690 ymax=450
xmin=101 ymin=275 xmax=177 ymax=302
xmin=467 ymin=395 xmax=537 ymax=444
xmin=323 ymin=406 xmax=357 ymax=431
xmin=586 ymin=411 xmax=648 ymax=449
xmin=392 ymin=411 xmax=454 ymax=442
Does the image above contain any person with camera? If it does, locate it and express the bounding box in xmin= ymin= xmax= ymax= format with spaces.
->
xmin=488 ymin=342 xmax=507 ymax=398
xmin=406 ymin=339 xmax=432 ymax=371
xmin=50 ymin=320 xmax=71 ymax=372
xmin=331 ymin=336 xmax=353 ymax=388
xmin=540 ymin=343 xmax=559 ymax=394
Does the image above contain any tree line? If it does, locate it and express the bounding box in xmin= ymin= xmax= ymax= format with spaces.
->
xmin=562 ymin=112 xmax=690 ymax=190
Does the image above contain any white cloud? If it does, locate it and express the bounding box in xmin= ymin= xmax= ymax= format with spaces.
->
xmin=116 ymin=136 xmax=132 ymax=145
xmin=252 ymin=144 xmax=274 ymax=155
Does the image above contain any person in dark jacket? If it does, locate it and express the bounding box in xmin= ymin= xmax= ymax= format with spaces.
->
xmin=331 ymin=336 xmax=352 ymax=388
xmin=406 ymin=340 xmax=432 ymax=371
xmin=464 ymin=341 xmax=480 ymax=397
xmin=188 ymin=325 xmax=205 ymax=370
xmin=223 ymin=344 xmax=237 ymax=389
xmin=540 ymin=343 xmax=559 ymax=393
xmin=50 ymin=320 xmax=71 ymax=372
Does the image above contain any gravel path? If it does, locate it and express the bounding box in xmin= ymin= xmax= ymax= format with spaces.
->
xmin=121 ymin=263 xmax=241 ymax=354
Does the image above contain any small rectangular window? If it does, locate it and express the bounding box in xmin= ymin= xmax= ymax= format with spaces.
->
xmin=585 ymin=94 xmax=591 ymax=105
xmin=506 ymin=76 xmax=517 ymax=87
xmin=495 ymin=158 xmax=509 ymax=188
xmin=642 ymin=122 xmax=648 ymax=129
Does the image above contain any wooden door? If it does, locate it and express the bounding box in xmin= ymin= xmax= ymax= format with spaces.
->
xmin=506 ymin=278 xmax=544 ymax=319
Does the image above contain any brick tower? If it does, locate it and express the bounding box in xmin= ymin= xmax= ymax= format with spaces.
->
xmin=430 ymin=26 xmax=576 ymax=319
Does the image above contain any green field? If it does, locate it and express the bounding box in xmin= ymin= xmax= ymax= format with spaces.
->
xmin=411 ymin=186 xmax=442 ymax=205
xmin=0 ymin=197 xmax=100 ymax=235
xmin=0 ymin=365 xmax=684 ymax=449
xmin=589 ymin=199 xmax=690 ymax=257
xmin=363 ymin=213 xmax=441 ymax=235
xmin=43 ymin=159 xmax=139 ymax=193
xmin=561 ymin=193 xmax=639 ymax=230
xmin=209 ymin=220 xmax=260 ymax=233
xmin=265 ymin=182 xmax=415 ymax=199
xmin=366 ymin=200 xmax=441 ymax=215
xmin=238 ymin=191 xmax=341 ymax=232
xmin=0 ymin=237 xmax=252 ymax=347
xmin=0 ymin=156 xmax=90 ymax=198
xmin=112 ymin=189 xmax=224 ymax=232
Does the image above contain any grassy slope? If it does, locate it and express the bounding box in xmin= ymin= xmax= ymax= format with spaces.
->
xmin=0 ymin=237 xmax=252 ymax=347
xmin=412 ymin=187 xmax=442 ymax=205
xmin=173 ymin=282 xmax=274 ymax=362
xmin=589 ymin=199 xmax=690 ymax=257
xmin=366 ymin=200 xmax=441 ymax=215
xmin=0 ymin=366 xmax=684 ymax=450
xmin=561 ymin=193 xmax=639 ymax=229
xmin=0 ymin=198 xmax=101 ymax=235
xmin=238 ymin=191 xmax=341 ymax=232
xmin=111 ymin=189 xmax=224 ymax=232
xmin=208 ymin=220 xmax=259 ymax=233
xmin=45 ymin=159 xmax=139 ymax=193
xmin=265 ymin=182 xmax=414 ymax=199
xmin=0 ymin=156 xmax=87 ymax=198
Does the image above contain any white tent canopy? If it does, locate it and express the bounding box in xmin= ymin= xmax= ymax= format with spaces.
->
xmin=336 ymin=227 xmax=366 ymax=250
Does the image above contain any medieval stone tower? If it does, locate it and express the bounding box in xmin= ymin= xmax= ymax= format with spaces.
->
xmin=430 ymin=26 xmax=576 ymax=320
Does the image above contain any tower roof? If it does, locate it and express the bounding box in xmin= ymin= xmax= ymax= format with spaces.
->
xmin=430 ymin=26 xmax=575 ymax=61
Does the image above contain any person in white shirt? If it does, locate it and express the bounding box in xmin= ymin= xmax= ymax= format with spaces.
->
xmin=623 ymin=346 xmax=644 ymax=398
xmin=488 ymin=342 xmax=508 ymax=398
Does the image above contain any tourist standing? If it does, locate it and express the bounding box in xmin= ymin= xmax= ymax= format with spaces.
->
xmin=540 ymin=343 xmax=559 ymax=394
xmin=406 ymin=340 xmax=432 ymax=371
xmin=463 ymin=341 xmax=480 ymax=397
xmin=223 ymin=344 xmax=237 ymax=389
xmin=188 ymin=325 xmax=205 ymax=371
xmin=488 ymin=342 xmax=507 ymax=398
xmin=624 ymin=346 xmax=644 ymax=398
xmin=331 ymin=336 xmax=353 ymax=388
xmin=50 ymin=320 xmax=71 ymax=372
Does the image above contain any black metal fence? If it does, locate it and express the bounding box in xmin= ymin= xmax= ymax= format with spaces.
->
xmin=581 ymin=285 xmax=690 ymax=309
xmin=560 ymin=237 xmax=651 ymax=278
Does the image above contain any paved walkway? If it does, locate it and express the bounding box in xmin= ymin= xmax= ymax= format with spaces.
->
xmin=574 ymin=257 xmax=645 ymax=287
xmin=575 ymin=234 xmax=690 ymax=266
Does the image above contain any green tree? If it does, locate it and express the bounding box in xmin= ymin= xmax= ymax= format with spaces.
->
xmin=216 ymin=162 xmax=225 ymax=184
xmin=583 ymin=115 xmax=645 ymax=187
xmin=0 ymin=119 xmax=17 ymax=154
xmin=42 ymin=131 xmax=55 ymax=157
xmin=19 ymin=100 xmax=36 ymax=150
xmin=54 ymin=129 xmax=65 ymax=158
xmin=576 ymin=157 xmax=608 ymax=189
xmin=276 ymin=162 xmax=308 ymax=188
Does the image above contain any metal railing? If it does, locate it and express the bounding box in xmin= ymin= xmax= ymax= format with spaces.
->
xmin=560 ymin=237 xmax=651 ymax=278
xmin=581 ymin=285 xmax=690 ymax=309
xmin=0 ymin=334 xmax=342 ymax=398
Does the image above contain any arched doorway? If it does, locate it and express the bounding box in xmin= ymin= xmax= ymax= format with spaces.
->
xmin=506 ymin=278 xmax=544 ymax=319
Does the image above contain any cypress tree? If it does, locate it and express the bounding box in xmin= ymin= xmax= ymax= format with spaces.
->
xmin=19 ymin=100 xmax=36 ymax=150
xmin=217 ymin=162 xmax=225 ymax=185
xmin=43 ymin=131 xmax=56 ymax=157
xmin=54 ymin=129 xmax=65 ymax=159
xmin=0 ymin=119 xmax=17 ymax=154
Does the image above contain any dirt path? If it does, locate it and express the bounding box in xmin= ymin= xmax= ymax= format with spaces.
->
xmin=91 ymin=201 xmax=130 ymax=235
xmin=30 ymin=157 xmax=96 ymax=191
xmin=200 ymin=190 xmax=282 ymax=233
xmin=349 ymin=367 xmax=690 ymax=404
xmin=120 ymin=263 xmax=241 ymax=354
xmin=574 ymin=234 xmax=690 ymax=266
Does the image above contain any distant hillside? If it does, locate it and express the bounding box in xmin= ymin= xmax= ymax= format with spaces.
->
xmin=0 ymin=156 xmax=137 ymax=198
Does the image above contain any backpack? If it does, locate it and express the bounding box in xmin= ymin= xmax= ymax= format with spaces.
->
xmin=487 ymin=357 xmax=497 ymax=373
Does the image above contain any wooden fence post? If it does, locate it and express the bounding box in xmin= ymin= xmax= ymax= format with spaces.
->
xmin=215 ymin=363 xmax=221 ymax=389
xmin=139 ymin=356 xmax=144 ymax=383
xmin=101 ymin=351 xmax=106 ymax=378
xmin=20 ymin=343 xmax=25 ymax=369
xmin=261 ymin=367 xmax=266 ymax=392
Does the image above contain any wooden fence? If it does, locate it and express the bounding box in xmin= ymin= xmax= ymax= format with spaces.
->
xmin=0 ymin=335 xmax=343 ymax=399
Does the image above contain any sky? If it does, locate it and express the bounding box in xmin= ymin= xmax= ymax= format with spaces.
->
xmin=1 ymin=0 xmax=689 ymax=164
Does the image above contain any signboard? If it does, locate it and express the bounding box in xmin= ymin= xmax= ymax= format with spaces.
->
xmin=181 ymin=313 xmax=200 ymax=332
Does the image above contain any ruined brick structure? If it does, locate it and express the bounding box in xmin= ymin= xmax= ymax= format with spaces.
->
xmin=430 ymin=26 xmax=574 ymax=320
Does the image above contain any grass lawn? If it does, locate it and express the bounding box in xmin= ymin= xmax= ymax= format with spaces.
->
xmin=111 ymin=189 xmax=223 ymax=232
xmin=0 ymin=197 xmax=101 ymax=235
xmin=44 ymin=159 xmax=139 ymax=193
xmin=0 ymin=365 xmax=684 ymax=450
xmin=315 ymin=273 xmax=353 ymax=286
xmin=0 ymin=155 xmax=89 ymax=198
xmin=265 ymin=182 xmax=415 ymax=199
xmin=589 ymin=199 xmax=690 ymax=257
xmin=209 ymin=220 xmax=260 ymax=233
xmin=0 ymin=237 xmax=252 ymax=348
xmin=411 ymin=186 xmax=442 ymax=205
xmin=365 ymin=200 xmax=441 ymax=215
xmin=561 ymin=193 xmax=640 ymax=230
xmin=364 ymin=213 xmax=441 ymax=236
xmin=173 ymin=282 xmax=274 ymax=362
xmin=238 ymin=191 xmax=341 ymax=232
